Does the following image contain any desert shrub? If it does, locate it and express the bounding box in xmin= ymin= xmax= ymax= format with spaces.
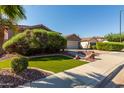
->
xmin=3 ymin=29 xmax=67 ymax=55
xmin=96 ymin=42 xmax=124 ymax=51
xmin=11 ymin=57 xmax=28 ymax=73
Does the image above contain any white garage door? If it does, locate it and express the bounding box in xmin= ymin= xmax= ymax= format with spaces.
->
xmin=67 ymin=41 xmax=79 ymax=49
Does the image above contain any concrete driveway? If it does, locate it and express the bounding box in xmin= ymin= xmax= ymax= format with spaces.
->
xmin=19 ymin=52 xmax=124 ymax=88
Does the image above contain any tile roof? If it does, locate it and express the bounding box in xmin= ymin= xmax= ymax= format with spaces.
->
xmin=81 ymin=37 xmax=104 ymax=42
xmin=17 ymin=24 xmax=52 ymax=32
xmin=65 ymin=34 xmax=81 ymax=41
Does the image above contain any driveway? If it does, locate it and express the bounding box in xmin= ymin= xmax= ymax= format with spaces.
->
xmin=19 ymin=52 xmax=124 ymax=88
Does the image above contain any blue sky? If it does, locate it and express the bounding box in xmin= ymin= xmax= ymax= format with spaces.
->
xmin=19 ymin=5 xmax=124 ymax=37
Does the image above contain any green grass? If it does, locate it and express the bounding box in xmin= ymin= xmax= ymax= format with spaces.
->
xmin=0 ymin=55 xmax=88 ymax=73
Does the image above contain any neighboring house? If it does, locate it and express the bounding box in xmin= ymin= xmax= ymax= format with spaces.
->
xmin=65 ymin=34 xmax=81 ymax=49
xmin=95 ymin=36 xmax=105 ymax=42
xmin=81 ymin=37 xmax=105 ymax=48
xmin=4 ymin=24 xmax=57 ymax=41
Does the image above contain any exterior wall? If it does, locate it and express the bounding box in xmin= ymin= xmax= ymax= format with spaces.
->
xmin=8 ymin=29 xmax=14 ymax=39
xmin=4 ymin=29 xmax=14 ymax=42
xmin=67 ymin=40 xmax=80 ymax=49
xmin=81 ymin=41 xmax=98 ymax=49
xmin=4 ymin=29 xmax=8 ymax=41
xmin=81 ymin=42 xmax=89 ymax=48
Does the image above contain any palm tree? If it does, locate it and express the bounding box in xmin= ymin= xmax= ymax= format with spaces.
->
xmin=0 ymin=5 xmax=26 ymax=51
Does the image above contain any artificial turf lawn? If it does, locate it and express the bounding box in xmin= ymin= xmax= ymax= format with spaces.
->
xmin=0 ymin=55 xmax=88 ymax=73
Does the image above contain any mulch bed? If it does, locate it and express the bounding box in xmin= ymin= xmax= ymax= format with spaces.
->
xmin=0 ymin=68 xmax=52 ymax=88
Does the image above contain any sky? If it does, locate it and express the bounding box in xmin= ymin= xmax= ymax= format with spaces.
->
xmin=19 ymin=5 xmax=124 ymax=38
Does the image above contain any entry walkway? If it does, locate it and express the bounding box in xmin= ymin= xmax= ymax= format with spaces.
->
xmin=20 ymin=52 xmax=124 ymax=88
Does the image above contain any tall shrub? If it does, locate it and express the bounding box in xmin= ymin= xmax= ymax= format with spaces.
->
xmin=47 ymin=32 xmax=66 ymax=52
xmin=3 ymin=29 xmax=67 ymax=55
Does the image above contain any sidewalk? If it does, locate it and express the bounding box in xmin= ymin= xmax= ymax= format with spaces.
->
xmin=104 ymin=66 xmax=124 ymax=88
xmin=20 ymin=53 xmax=124 ymax=88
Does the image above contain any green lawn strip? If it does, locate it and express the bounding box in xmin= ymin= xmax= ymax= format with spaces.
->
xmin=0 ymin=55 xmax=88 ymax=73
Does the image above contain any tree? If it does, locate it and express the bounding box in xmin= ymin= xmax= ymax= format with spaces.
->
xmin=0 ymin=5 xmax=26 ymax=51
xmin=104 ymin=33 xmax=124 ymax=42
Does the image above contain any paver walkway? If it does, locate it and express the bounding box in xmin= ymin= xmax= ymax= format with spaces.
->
xmin=19 ymin=52 xmax=124 ymax=88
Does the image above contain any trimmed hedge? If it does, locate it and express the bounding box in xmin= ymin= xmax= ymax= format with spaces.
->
xmin=96 ymin=42 xmax=124 ymax=51
xmin=3 ymin=29 xmax=67 ymax=55
xmin=11 ymin=57 xmax=28 ymax=73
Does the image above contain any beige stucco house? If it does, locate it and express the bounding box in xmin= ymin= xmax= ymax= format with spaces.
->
xmin=81 ymin=37 xmax=105 ymax=48
xmin=65 ymin=34 xmax=81 ymax=49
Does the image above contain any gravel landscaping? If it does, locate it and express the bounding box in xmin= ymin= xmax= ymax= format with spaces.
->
xmin=0 ymin=68 xmax=52 ymax=88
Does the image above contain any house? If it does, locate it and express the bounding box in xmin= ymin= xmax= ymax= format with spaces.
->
xmin=4 ymin=24 xmax=57 ymax=41
xmin=81 ymin=37 xmax=105 ymax=48
xmin=65 ymin=34 xmax=81 ymax=49
xmin=95 ymin=36 xmax=105 ymax=42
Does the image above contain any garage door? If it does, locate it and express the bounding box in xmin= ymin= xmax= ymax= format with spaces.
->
xmin=67 ymin=41 xmax=79 ymax=49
